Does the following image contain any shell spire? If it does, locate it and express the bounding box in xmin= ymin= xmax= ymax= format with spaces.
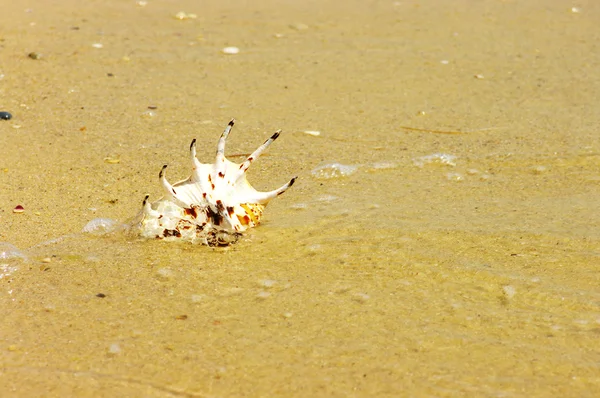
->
xmin=135 ymin=119 xmax=297 ymax=246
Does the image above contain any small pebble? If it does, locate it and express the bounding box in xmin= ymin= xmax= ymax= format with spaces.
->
xmin=302 ymin=130 xmax=320 ymax=136
xmin=174 ymin=11 xmax=197 ymax=20
xmin=103 ymin=157 xmax=121 ymax=164
xmin=175 ymin=314 xmax=188 ymax=320
xmin=28 ymin=52 xmax=42 ymax=60
xmin=256 ymin=291 xmax=271 ymax=300
xmin=259 ymin=279 xmax=277 ymax=288
xmin=91 ymin=43 xmax=103 ymax=49
xmin=222 ymin=46 xmax=240 ymax=55
xmin=108 ymin=343 xmax=121 ymax=355
xmin=13 ymin=205 xmax=24 ymax=214
xmin=96 ymin=293 xmax=106 ymax=298
xmin=352 ymin=293 xmax=370 ymax=303
xmin=446 ymin=172 xmax=464 ymax=181
xmin=502 ymin=285 xmax=516 ymax=299
xmin=43 ymin=304 xmax=56 ymax=312
xmin=0 ymin=112 xmax=12 ymax=120
xmin=474 ymin=74 xmax=485 ymax=79
xmin=141 ymin=110 xmax=156 ymax=118
xmin=191 ymin=294 xmax=204 ymax=303
xmin=307 ymin=244 xmax=322 ymax=253
xmin=532 ymin=165 xmax=547 ymax=174
xmin=156 ymin=267 xmax=174 ymax=280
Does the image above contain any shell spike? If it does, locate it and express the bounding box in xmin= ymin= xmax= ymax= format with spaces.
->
xmin=216 ymin=118 xmax=235 ymax=164
xmin=160 ymin=165 xmax=191 ymax=207
xmin=253 ymin=176 xmax=297 ymax=204
xmin=159 ymin=165 xmax=173 ymax=194
xmin=189 ymin=138 xmax=205 ymax=185
xmin=238 ymin=130 xmax=281 ymax=176
xmin=142 ymin=194 xmax=153 ymax=214
xmin=190 ymin=138 xmax=197 ymax=159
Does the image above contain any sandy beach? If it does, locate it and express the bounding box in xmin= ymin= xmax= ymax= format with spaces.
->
xmin=1 ymin=0 xmax=599 ymax=396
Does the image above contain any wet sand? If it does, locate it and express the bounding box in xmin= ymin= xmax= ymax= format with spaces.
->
xmin=1 ymin=0 xmax=600 ymax=396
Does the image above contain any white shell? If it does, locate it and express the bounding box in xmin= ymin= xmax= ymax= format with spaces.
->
xmin=134 ymin=119 xmax=296 ymax=246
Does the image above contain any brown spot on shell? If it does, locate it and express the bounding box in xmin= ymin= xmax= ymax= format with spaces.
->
xmin=278 ymin=177 xmax=297 ymax=195
xmin=162 ymin=229 xmax=182 ymax=238
xmin=206 ymin=207 xmax=223 ymax=226
xmin=240 ymin=203 xmax=265 ymax=225
xmin=184 ymin=207 xmax=198 ymax=219
xmin=237 ymin=214 xmax=251 ymax=226
xmin=239 ymin=157 xmax=253 ymax=169
xmin=177 ymin=219 xmax=194 ymax=230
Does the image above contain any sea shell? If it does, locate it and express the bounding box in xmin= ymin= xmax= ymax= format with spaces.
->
xmin=134 ymin=119 xmax=297 ymax=246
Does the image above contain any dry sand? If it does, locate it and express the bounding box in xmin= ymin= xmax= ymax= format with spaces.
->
xmin=1 ymin=0 xmax=599 ymax=396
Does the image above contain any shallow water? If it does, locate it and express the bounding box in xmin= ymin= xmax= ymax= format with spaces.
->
xmin=2 ymin=0 xmax=600 ymax=396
